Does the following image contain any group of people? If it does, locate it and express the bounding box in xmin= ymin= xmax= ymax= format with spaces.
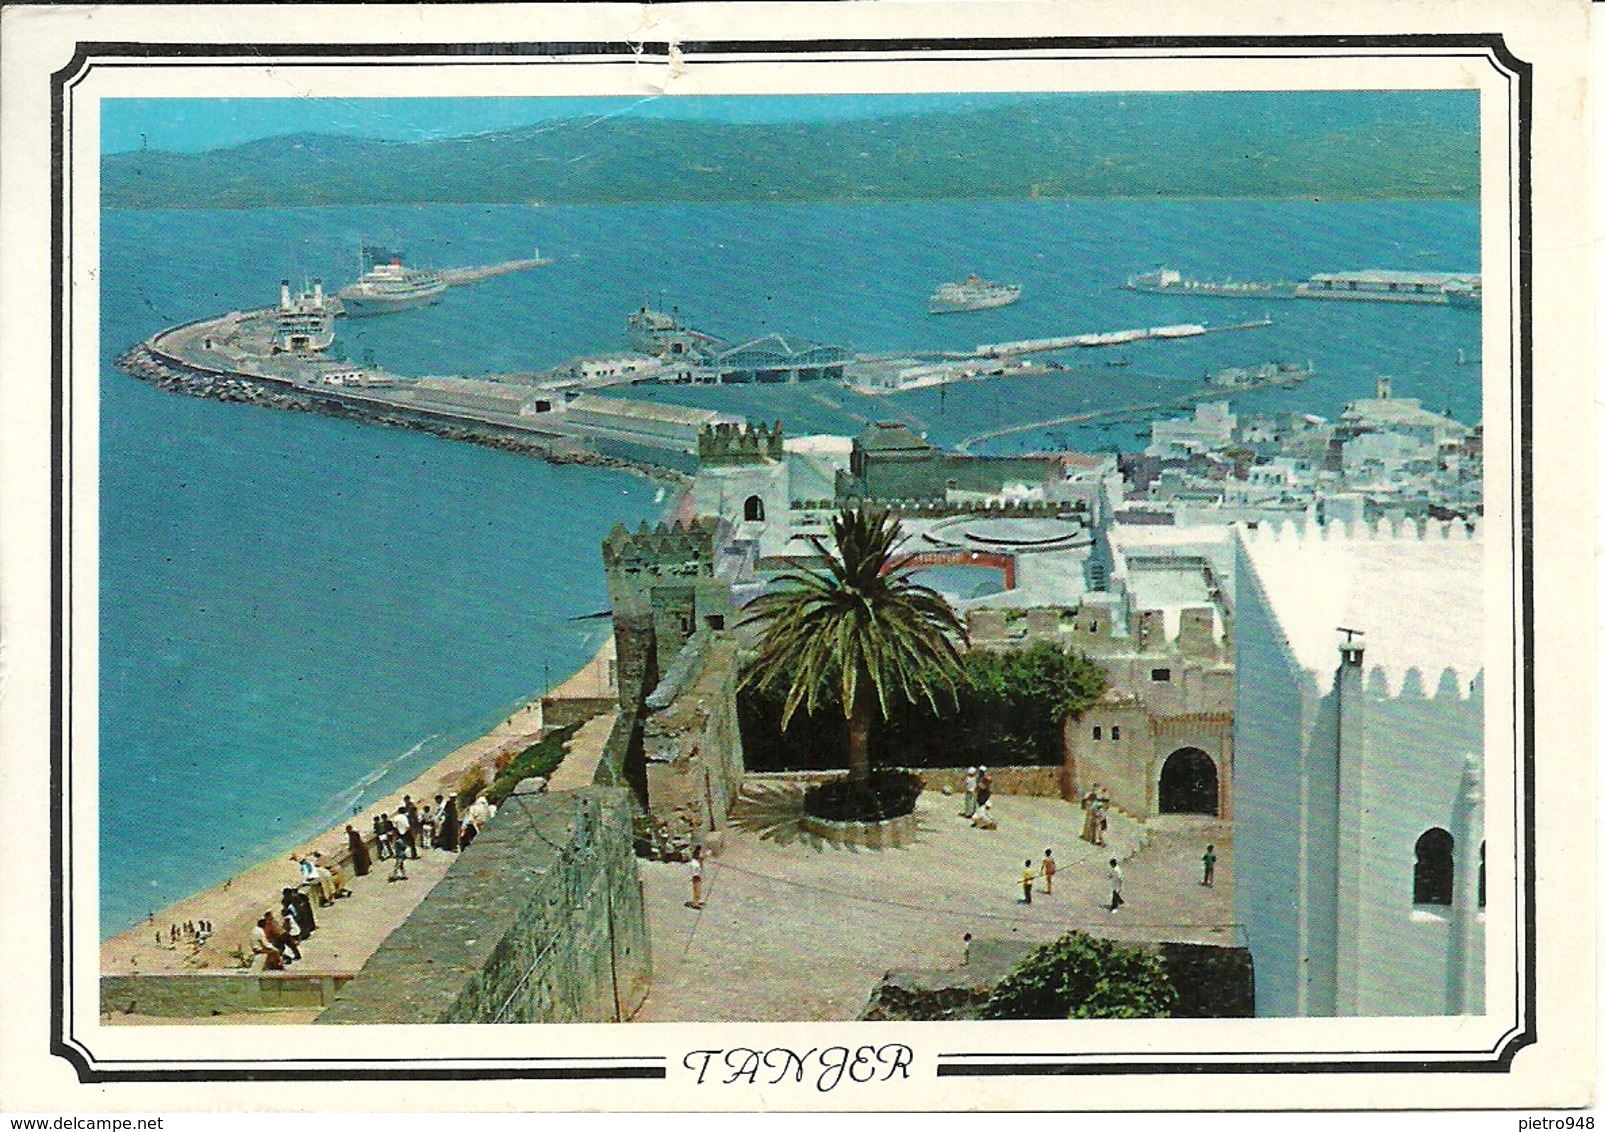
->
xmin=1019 ymin=849 xmax=1056 ymax=903
xmin=367 ymin=791 xmax=498 ymax=882
xmin=252 ymin=883 xmax=324 ymax=970
xmin=963 ymin=766 xmax=996 ymax=828
xmin=248 ymin=790 xmax=500 ymax=970
xmin=154 ymin=918 xmax=213 ymax=949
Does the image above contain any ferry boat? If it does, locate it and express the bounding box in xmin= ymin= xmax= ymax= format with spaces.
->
xmin=273 ymin=279 xmax=335 ymax=353
xmin=928 ymin=276 xmax=1023 ymax=314
xmin=336 ymin=255 xmax=448 ymax=317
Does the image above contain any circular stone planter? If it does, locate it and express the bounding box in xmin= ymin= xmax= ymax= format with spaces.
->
xmin=800 ymin=810 xmax=917 ymax=849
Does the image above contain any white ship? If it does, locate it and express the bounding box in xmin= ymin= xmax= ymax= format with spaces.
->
xmin=336 ymin=255 xmax=448 ymax=317
xmin=928 ymin=275 xmax=1023 ymax=314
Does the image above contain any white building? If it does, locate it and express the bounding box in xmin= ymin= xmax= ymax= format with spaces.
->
xmin=1233 ymin=520 xmax=1484 ymax=1017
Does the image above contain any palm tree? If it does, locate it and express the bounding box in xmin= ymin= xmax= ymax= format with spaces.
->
xmin=740 ymin=507 xmax=968 ymax=785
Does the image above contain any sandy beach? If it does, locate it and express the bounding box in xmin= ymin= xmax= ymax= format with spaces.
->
xmin=99 ymin=637 xmax=619 ymax=978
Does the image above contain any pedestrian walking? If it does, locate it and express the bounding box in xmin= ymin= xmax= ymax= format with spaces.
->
xmin=1021 ymin=860 xmax=1035 ymax=904
xmin=1202 ymin=844 xmax=1217 ymax=887
xmin=688 ymin=846 xmax=705 ymax=909
xmin=1042 ymin=848 xmax=1056 ymax=895
xmin=1107 ymin=858 xmax=1124 ymax=911
xmin=962 ymin=767 xmax=979 ymax=818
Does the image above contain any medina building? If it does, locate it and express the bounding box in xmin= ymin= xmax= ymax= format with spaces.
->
xmin=1232 ymin=519 xmax=1484 ymax=1017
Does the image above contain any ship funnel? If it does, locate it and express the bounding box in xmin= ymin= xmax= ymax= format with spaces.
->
xmin=313 ymin=278 xmax=324 ymax=309
xmin=280 ymin=279 xmax=292 ymax=310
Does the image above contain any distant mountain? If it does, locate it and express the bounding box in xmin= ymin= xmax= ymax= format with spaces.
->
xmin=102 ymin=92 xmax=1479 ymax=209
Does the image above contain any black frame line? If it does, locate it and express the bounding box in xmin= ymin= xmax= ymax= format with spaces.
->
xmin=50 ymin=33 xmax=1534 ymax=1085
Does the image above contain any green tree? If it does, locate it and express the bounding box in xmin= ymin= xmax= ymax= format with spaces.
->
xmin=981 ymin=931 xmax=1178 ymax=1020
xmin=740 ymin=508 xmax=967 ymax=784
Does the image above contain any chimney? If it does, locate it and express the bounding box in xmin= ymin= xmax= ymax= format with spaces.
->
xmin=280 ymin=279 xmax=291 ymax=310
xmin=313 ymin=279 xmax=324 ymax=309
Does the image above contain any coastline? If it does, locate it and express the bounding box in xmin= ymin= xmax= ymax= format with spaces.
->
xmin=99 ymin=636 xmax=620 ymax=976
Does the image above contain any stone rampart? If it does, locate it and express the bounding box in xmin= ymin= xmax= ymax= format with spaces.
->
xmin=315 ymin=785 xmax=650 ymax=1024
xmin=541 ymin=695 xmax=618 ymax=729
xmin=100 ymin=973 xmax=349 ymax=1018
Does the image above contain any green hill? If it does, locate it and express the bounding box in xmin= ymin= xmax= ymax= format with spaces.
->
xmin=102 ymin=92 xmax=1479 ymax=209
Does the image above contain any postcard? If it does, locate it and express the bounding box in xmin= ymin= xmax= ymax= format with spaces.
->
xmin=0 ymin=0 xmax=1594 ymax=1115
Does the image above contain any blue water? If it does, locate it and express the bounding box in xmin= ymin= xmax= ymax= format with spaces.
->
xmin=99 ymin=198 xmax=1478 ymax=935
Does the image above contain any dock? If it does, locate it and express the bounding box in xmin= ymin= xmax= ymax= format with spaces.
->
xmin=437 ymin=254 xmax=553 ymax=287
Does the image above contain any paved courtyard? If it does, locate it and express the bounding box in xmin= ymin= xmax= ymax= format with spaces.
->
xmin=632 ymin=783 xmax=1234 ymax=1022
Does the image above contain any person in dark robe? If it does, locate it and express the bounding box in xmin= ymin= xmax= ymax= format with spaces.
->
xmin=345 ymin=824 xmax=372 ymax=876
xmin=285 ymin=886 xmax=316 ymax=938
xmin=438 ymin=794 xmax=460 ymax=851
xmin=263 ymin=909 xmax=300 ymax=961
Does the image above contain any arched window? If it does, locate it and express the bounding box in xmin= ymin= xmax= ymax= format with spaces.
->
xmin=743 ymin=495 xmax=766 ymax=522
xmin=1413 ymin=828 xmax=1454 ymax=906
xmin=1092 ymin=726 xmax=1102 ymax=741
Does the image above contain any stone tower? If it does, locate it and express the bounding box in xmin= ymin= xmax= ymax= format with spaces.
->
xmin=601 ymin=518 xmax=732 ymax=712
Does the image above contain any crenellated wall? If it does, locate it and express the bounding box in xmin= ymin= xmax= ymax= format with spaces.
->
xmin=315 ymin=786 xmax=650 ymax=1024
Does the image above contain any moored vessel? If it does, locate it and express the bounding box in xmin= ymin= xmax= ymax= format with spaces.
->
xmin=336 ymin=254 xmax=448 ymax=317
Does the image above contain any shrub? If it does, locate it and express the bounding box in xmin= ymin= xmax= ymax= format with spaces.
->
xmin=803 ymin=768 xmax=922 ymax=823
xmin=981 ymin=931 xmax=1178 ymax=1020
xmin=484 ymin=724 xmax=578 ymax=807
xmin=455 ymin=766 xmax=489 ymax=806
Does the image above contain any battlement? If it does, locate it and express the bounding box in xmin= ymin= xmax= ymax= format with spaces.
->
xmin=1241 ymin=517 xmax=1479 ymax=543
xmin=803 ymin=495 xmax=1085 ymax=518
xmin=1360 ymin=664 xmax=1484 ymax=701
xmin=698 ymin=421 xmax=784 ymax=466
xmin=602 ymin=518 xmax=719 ymax=575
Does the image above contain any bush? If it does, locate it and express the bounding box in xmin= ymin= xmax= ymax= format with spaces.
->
xmin=981 ymin=931 xmax=1178 ymax=1020
xmin=739 ymin=642 xmax=1108 ymax=771
xmin=803 ymin=768 xmax=923 ymax=823
xmin=484 ymin=724 xmax=578 ymax=807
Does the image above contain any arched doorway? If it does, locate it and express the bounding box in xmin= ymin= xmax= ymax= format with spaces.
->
xmin=743 ymin=494 xmax=766 ymax=522
xmin=1159 ymin=747 xmax=1219 ymax=814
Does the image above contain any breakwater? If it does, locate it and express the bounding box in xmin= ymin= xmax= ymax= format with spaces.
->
xmin=118 ymin=334 xmax=694 ymax=482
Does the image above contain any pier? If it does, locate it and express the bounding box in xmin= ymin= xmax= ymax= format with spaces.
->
xmin=436 ymin=254 xmax=553 ymax=287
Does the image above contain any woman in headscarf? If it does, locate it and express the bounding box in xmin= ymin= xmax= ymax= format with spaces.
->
xmin=346 ymin=824 xmax=372 ymax=877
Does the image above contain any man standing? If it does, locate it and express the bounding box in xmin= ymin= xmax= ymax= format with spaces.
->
xmin=1021 ymin=860 xmax=1035 ymax=904
xmin=688 ymin=846 xmax=705 ymax=909
xmin=1041 ymin=848 xmax=1056 ymax=895
xmin=1202 ymin=844 xmax=1217 ymax=887
xmin=962 ymin=767 xmax=978 ymax=818
xmin=976 ymin=767 xmax=993 ymax=810
xmin=1108 ymin=858 xmax=1124 ymax=911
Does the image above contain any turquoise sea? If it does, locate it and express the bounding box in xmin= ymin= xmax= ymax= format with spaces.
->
xmin=99 ymin=199 xmax=1479 ymax=935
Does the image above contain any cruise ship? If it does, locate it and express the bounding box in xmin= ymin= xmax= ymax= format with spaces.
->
xmin=336 ymin=256 xmax=448 ymax=317
xmin=928 ymin=276 xmax=1023 ymax=314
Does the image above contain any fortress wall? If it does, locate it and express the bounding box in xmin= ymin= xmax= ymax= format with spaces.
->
xmin=315 ymin=786 xmax=650 ymax=1024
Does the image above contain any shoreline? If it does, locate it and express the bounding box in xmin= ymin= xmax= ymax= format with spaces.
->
xmin=99 ymin=637 xmax=620 ymax=975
